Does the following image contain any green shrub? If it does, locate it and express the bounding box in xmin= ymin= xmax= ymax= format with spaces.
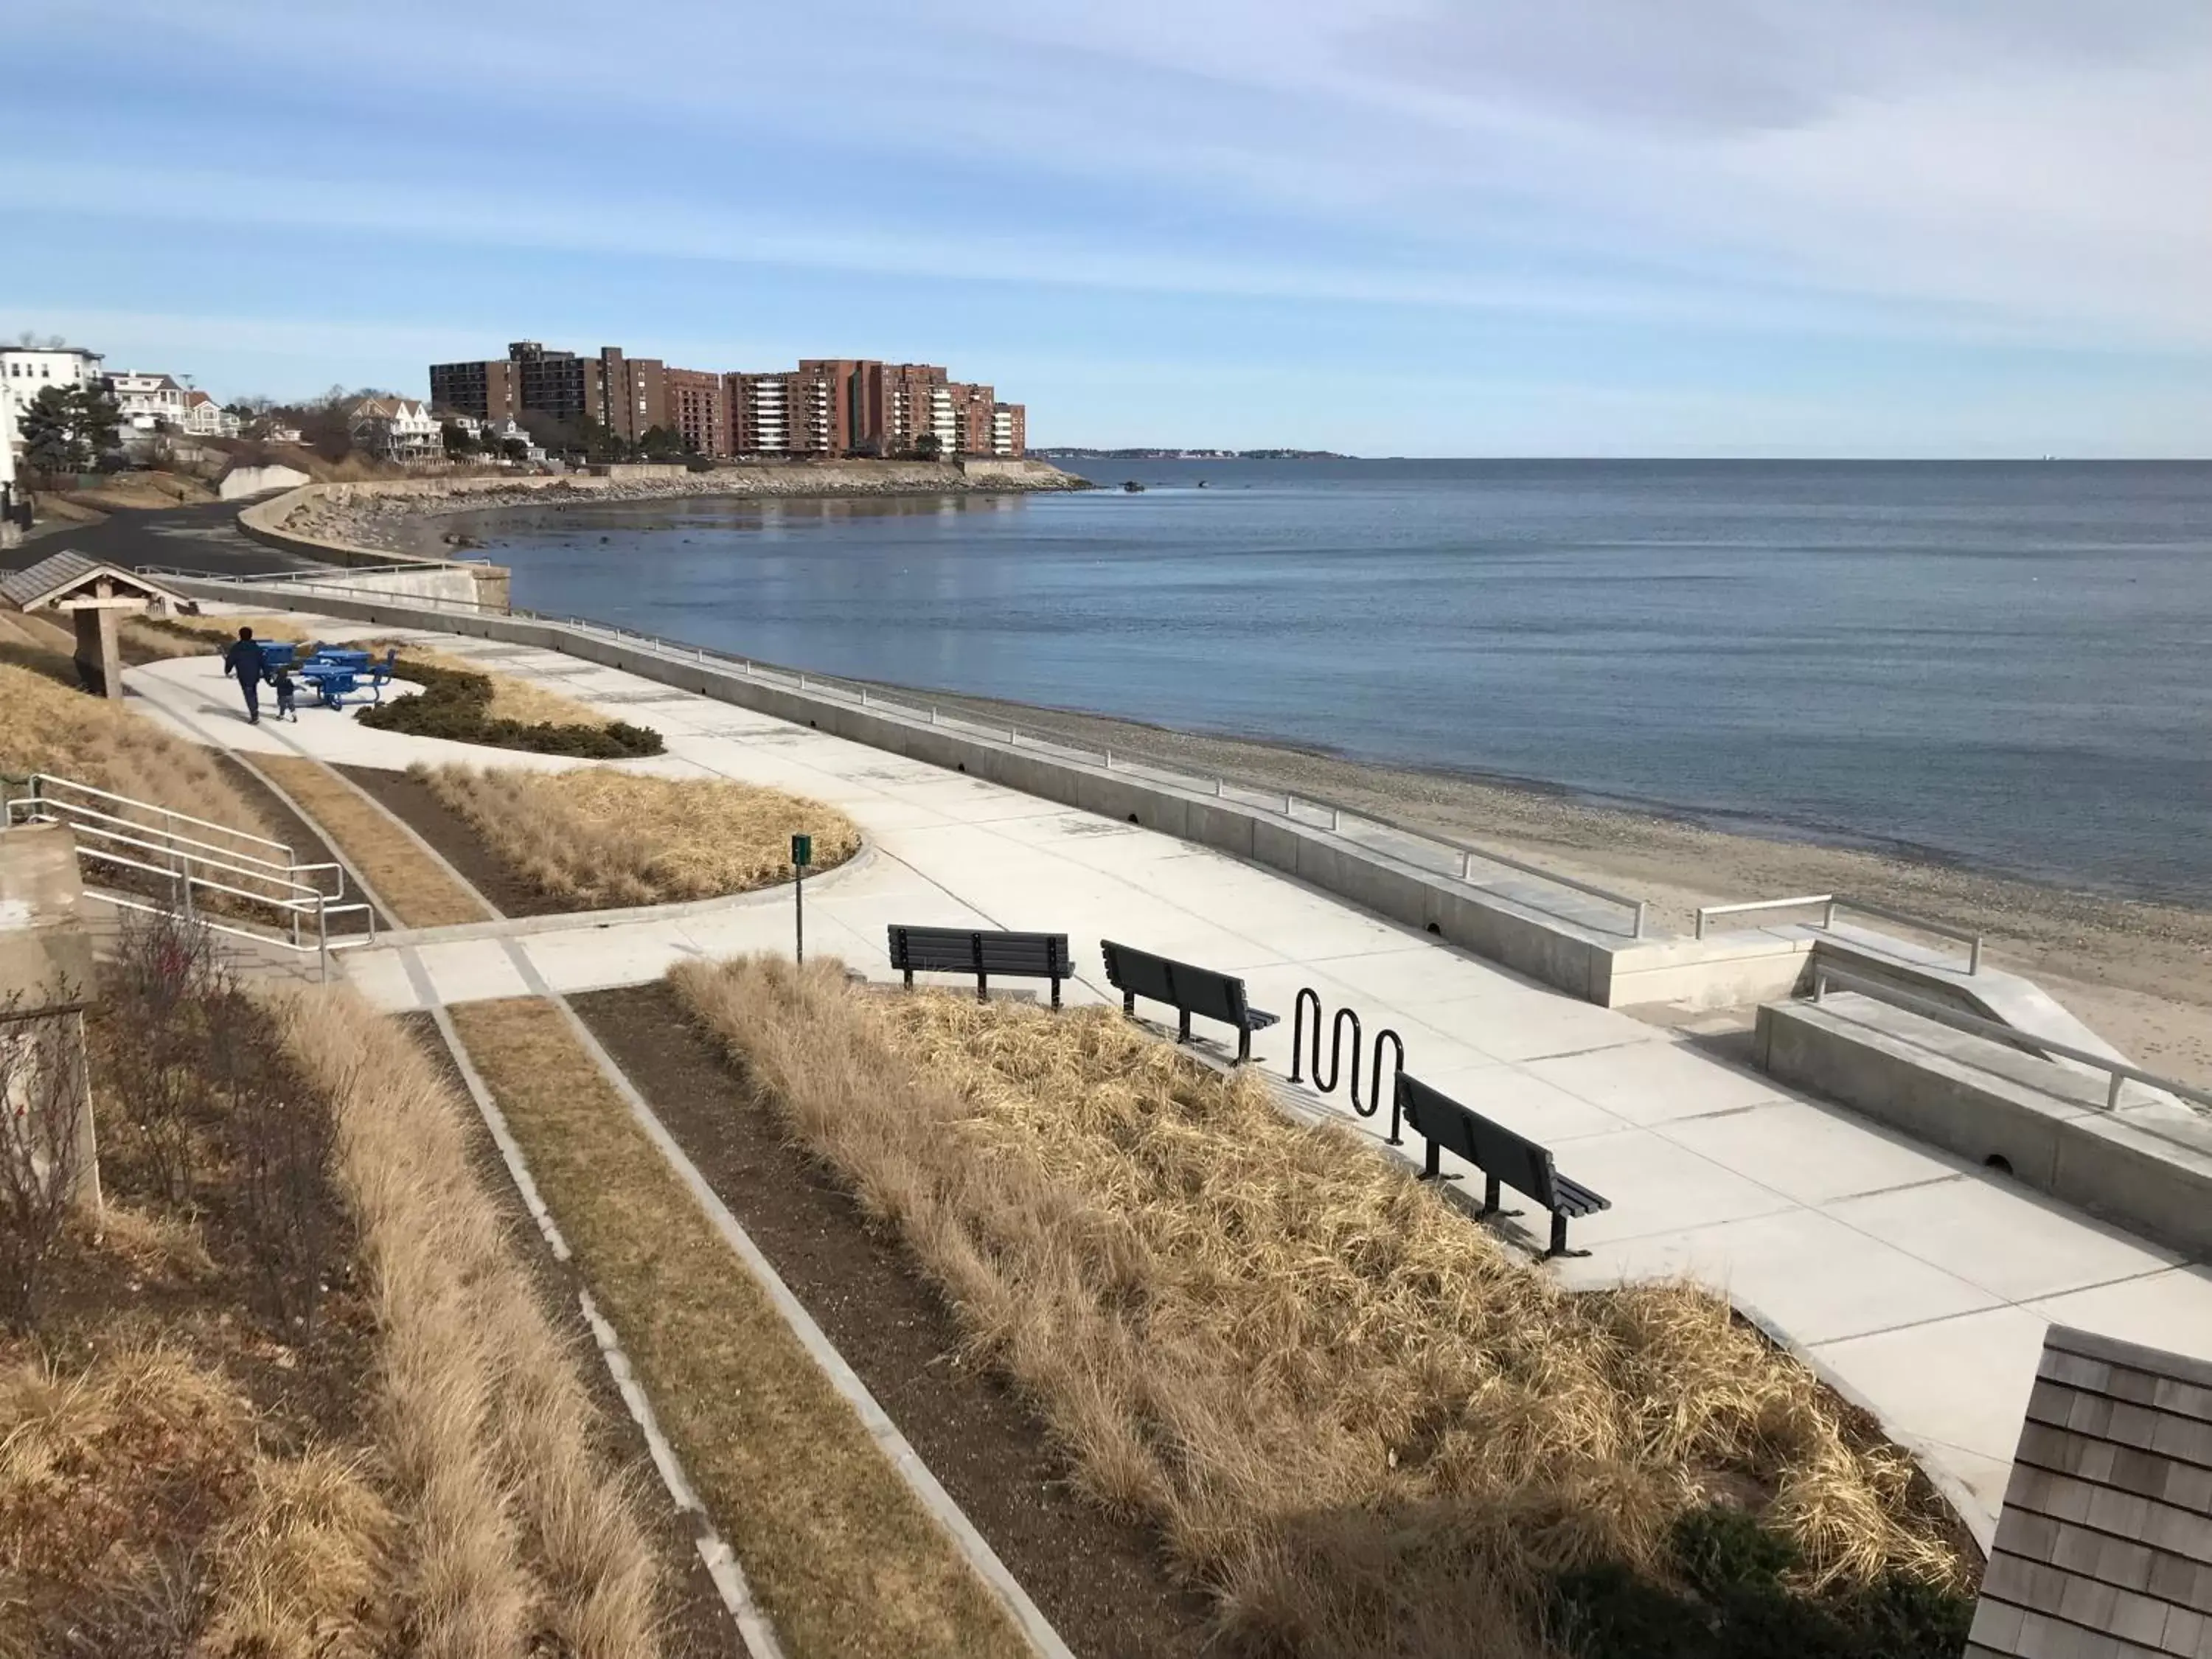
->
xmin=1548 ymin=1508 xmax=1973 ymax=1659
xmin=355 ymin=658 xmax=664 ymax=759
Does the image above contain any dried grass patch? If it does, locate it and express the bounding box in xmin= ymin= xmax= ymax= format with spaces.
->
xmin=421 ymin=762 xmax=860 ymax=908
xmin=0 ymin=660 xmax=279 ymax=855
xmin=254 ymin=754 xmax=491 ymax=928
xmin=673 ymin=958 xmax=1974 ymax=1656
xmin=277 ymin=986 xmax=661 ymax=1658
xmin=400 ymin=647 xmax=603 ymax=726
xmin=448 ymin=994 xmax=1028 ymax=1659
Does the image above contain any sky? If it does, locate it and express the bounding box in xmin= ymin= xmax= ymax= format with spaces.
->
xmin=4 ymin=0 xmax=2211 ymax=456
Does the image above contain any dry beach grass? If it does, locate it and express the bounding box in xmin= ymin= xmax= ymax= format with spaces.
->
xmin=420 ymin=762 xmax=860 ymax=908
xmin=279 ymin=985 xmax=663 ymax=1659
xmin=0 ymin=655 xmax=279 ymax=855
xmin=448 ymin=993 xmax=1029 ymax=1659
xmin=672 ymin=957 xmax=1972 ymax=1656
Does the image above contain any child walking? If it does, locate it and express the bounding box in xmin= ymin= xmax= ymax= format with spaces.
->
xmin=271 ymin=664 xmax=299 ymax=722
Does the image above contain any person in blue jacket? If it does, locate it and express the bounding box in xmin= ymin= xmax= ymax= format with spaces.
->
xmin=222 ymin=626 xmax=267 ymax=724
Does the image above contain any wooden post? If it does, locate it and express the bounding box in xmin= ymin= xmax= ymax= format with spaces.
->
xmin=94 ymin=579 xmax=122 ymax=702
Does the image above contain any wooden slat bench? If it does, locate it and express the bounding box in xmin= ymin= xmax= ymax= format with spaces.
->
xmin=1099 ymin=939 xmax=1278 ymax=1062
xmin=887 ymin=925 xmax=1074 ymax=1006
xmin=1396 ymin=1071 xmax=1611 ymax=1258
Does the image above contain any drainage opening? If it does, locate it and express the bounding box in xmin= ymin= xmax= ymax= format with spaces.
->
xmin=1127 ymin=813 xmax=1140 ymax=825
xmin=1983 ymin=1154 xmax=2014 ymax=1178
xmin=1425 ymin=922 xmax=1442 ymax=936
xmin=957 ymin=762 xmax=967 ymax=773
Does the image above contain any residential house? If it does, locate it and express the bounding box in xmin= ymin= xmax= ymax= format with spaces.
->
xmin=348 ymin=396 xmax=442 ymax=463
xmin=180 ymin=391 xmax=242 ymax=439
xmin=1 ymin=345 xmax=105 ymax=424
xmin=108 ymin=371 xmax=189 ymax=431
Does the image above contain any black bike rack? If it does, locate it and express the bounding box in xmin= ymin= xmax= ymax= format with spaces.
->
xmin=1288 ymin=987 xmax=1408 ymax=1143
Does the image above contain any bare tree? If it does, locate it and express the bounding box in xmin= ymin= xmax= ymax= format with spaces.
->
xmin=0 ymin=990 xmax=94 ymax=1331
xmin=209 ymin=990 xmax=335 ymax=1340
xmin=103 ymin=909 xmax=227 ymax=1206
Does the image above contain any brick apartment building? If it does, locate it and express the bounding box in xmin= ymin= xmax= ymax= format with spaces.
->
xmin=430 ymin=342 xmax=1027 ymax=459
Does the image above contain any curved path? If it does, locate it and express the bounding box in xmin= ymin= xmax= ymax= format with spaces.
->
xmin=124 ymin=623 xmax=2212 ymax=1551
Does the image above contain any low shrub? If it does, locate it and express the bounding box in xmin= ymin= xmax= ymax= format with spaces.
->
xmin=1551 ymin=1506 xmax=1974 ymax=1658
xmin=356 ymin=657 xmax=663 ymax=758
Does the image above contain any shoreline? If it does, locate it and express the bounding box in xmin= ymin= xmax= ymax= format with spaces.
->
xmin=281 ymin=461 xmax=1091 ymax=555
xmin=860 ymin=677 xmax=2212 ymax=1090
xmin=254 ymin=480 xmax=2212 ymax=1085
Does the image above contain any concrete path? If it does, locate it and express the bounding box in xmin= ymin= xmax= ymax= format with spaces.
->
xmin=124 ymin=625 xmax=2212 ymax=1548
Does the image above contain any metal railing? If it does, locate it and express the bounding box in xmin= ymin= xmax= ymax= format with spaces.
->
xmin=140 ymin=557 xmax=490 ymax=582
xmin=4 ymin=774 xmax=375 ymax=979
xmin=1807 ymin=964 xmax=2212 ymax=1115
xmin=147 ymin=567 xmax=1653 ymax=938
xmin=1697 ymin=892 xmax=1982 ymax=973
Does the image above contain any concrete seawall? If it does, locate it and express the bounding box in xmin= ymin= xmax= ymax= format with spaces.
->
xmin=236 ymin=485 xmax=515 ymax=610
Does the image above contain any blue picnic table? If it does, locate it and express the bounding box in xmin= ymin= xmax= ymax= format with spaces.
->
xmin=295 ymin=645 xmax=398 ymax=708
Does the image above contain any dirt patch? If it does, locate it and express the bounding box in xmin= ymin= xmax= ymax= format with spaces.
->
xmin=337 ymin=762 xmax=560 ymax=917
xmin=392 ymin=1011 xmax=742 ymax=1658
xmin=571 ymin=980 xmax=1214 ymax=1659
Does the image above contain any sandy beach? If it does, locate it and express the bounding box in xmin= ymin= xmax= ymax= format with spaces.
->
xmin=894 ymin=682 xmax=2212 ymax=1091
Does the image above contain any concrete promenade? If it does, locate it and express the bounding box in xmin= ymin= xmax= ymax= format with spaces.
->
xmin=126 ymin=628 xmax=2212 ymax=1548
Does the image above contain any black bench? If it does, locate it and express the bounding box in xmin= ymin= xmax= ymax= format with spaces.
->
xmin=1099 ymin=940 xmax=1279 ymax=1062
xmin=1395 ymin=1071 xmax=1611 ymax=1258
xmin=887 ymin=925 xmax=1074 ymax=1007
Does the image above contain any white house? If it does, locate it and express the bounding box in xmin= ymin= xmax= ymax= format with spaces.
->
xmin=0 ymin=344 xmax=104 ymax=422
xmin=180 ymin=391 xmax=241 ymax=439
xmin=486 ymin=416 xmax=544 ymax=462
xmin=348 ymin=396 xmax=442 ymax=462
xmin=108 ymin=371 xmax=189 ymax=431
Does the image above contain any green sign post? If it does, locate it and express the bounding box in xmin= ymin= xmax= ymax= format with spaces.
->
xmin=790 ymin=833 xmax=813 ymax=963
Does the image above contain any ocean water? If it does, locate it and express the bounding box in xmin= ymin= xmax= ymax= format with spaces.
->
xmin=450 ymin=460 xmax=2212 ymax=904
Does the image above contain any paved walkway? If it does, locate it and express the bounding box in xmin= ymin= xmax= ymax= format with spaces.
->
xmin=125 ymin=625 xmax=2212 ymax=1548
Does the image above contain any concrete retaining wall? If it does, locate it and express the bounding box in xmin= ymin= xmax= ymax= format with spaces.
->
xmin=235 ymin=484 xmax=513 ymax=611
xmin=1756 ymin=996 xmax=2212 ymax=1258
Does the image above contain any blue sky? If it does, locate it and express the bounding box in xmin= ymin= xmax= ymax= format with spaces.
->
xmin=5 ymin=0 xmax=2210 ymax=455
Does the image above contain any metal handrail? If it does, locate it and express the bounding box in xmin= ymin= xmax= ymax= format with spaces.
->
xmin=1699 ymin=892 xmax=1982 ymax=973
xmin=1808 ymin=964 xmax=2212 ymax=1114
xmin=10 ymin=793 xmax=345 ymax=899
xmin=15 ymin=772 xmax=294 ymax=860
xmin=6 ymin=772 xmax=369 ymax=979
xmin=150 ymin=574 xmax=1654 ymax=936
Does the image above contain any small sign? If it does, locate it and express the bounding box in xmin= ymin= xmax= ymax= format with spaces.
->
xmin=790 ymin=833 xmax=813 ymax=868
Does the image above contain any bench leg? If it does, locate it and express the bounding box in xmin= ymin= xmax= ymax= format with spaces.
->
xmin=1237 ymin=1026 xmax=1251 ymax=1065
xmin=1481 ymin=1175 xmax=1500 ymax=1217
xmin=1545 ymin=1212 xmax=1590 ymax=1260
xmin=1050 ymin=974 xmax=1062 ymax=1011
xmin=1122 ymin=991 xmax=1135 ymax=1019
xmin=976 ymin=970 xmax=989 ymax=1004
xmin=1416 ymin=1139 xmax=1462 ymax=1183
xmin=902 ymin=968 xmax=914 ymax=990
xmin=1178 ymin=1009 xmax=1191 ymax=1045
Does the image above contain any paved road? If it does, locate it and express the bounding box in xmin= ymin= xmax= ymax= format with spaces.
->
xmin=122 ymin=621 xmax=2212 ymax=1551
xmin=1 ymin=499 xmax=316 ymax=578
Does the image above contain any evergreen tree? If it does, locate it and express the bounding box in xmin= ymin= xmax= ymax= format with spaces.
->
xmin=76 ymin=383 xmax=120 ymax=459
xmin=18 ymin=386 xmax=86 ymax=475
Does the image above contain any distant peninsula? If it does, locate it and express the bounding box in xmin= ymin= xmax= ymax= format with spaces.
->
xmin=1029 ymin=447 xmax=1354 ymax=461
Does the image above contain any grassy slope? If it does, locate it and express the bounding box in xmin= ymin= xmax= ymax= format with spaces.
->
xmin=672 ymin=957 xmax=1975 ymax=1658
xmin=448 ymin=995 xmax=1029 ymax=1659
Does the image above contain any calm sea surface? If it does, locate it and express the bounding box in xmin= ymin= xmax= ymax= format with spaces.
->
xmin=452 ymin=461 xmax=2212 ymax=904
